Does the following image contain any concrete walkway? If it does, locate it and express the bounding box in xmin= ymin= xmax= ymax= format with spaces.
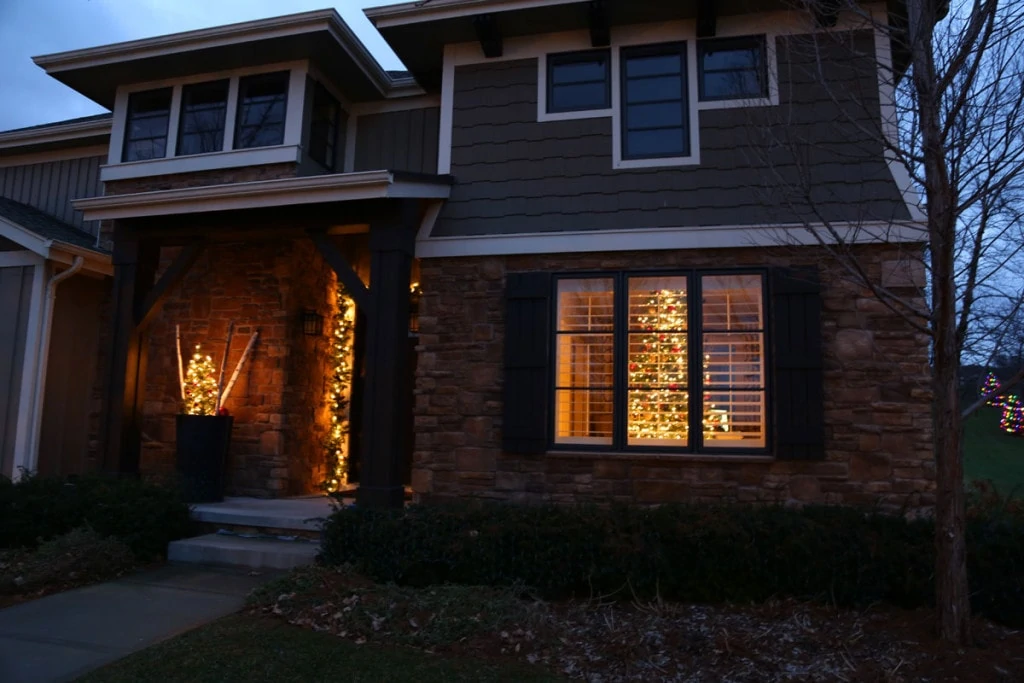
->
xmin=0 ymin=564 xmax=275 ymax=683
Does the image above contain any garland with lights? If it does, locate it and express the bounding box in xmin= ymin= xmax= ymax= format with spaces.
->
xmin=323 ymin=284 xmax=357 ymax=492
xmin=183 ymin=346 xmax=219 ymax=415
xmin=1001 ymin=395 xmax=1024 ymax=436
xmin=627 ymin=288 xmax=725 ymax=443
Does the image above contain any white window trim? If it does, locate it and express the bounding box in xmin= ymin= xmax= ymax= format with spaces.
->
xmin=99 ymin=144 xmax=302 ymax=182
xmin=537 ymin=51 xmax=613 ymax=122
xmin=695 ymin=34 xmax=780 ymax=111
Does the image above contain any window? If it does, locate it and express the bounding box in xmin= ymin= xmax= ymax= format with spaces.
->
xmin=553 ymin=272 xmax=766 ymax=452
xmin=122 ymin=88 xmax=172 ymax=162
xmin=620 ymin=43 xmax=689 ymax=159
xmin=308 ymin=82 xmax=340 ymax=170
xmin=547 ymin=49 xmax=611 ymax=113
xmin=234 ymin=71 xmax=289 ymax=149
xmin=176 ymin=80 xmax=229 ymax=156
xmin=698 ymin=36 xmax=767 ymax=101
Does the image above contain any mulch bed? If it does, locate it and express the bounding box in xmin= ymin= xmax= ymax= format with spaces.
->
xmin=252 ymin=566 xmax=1023 ymax=682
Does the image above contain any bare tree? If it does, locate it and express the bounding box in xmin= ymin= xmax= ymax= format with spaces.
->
xmin=754 ymin=0 xmax=1024 ymax=643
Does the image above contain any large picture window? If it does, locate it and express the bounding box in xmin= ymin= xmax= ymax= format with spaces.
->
xmin=122 ymin=88 xmax=172 ymax=162
xmin=234 ymin=71 xmax=289 ymax=149
xmin=553 ymin=271 xmax=767 ymax=452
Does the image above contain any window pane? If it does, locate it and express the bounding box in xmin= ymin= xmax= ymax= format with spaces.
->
xmin=123 ymin=88 xmax=171 ymax=162
xmin=702 ymin=71 xmax=763 ymax=100
xmin=702 ymin=274 xmax=763 ymax=330
xmin=703 ymin=332 xmax=764 ymax=388
xmin=235 ymin=72 xmax=289 ymax=149
xmin=629 ymin=276 xmax=688 ymax=330
xmin=622 ymin=44 xmax=688 ymax=159
xmin=309 ymin=82 xmax=340 ymax=169
xmin=552 ymin=59 xmax=606 ymax=85
xmin=628 ymin=389 xmax=689 ymax=446
xmin=703 ymin=391 xmax=765 ymax=448
xmin=628 ymin=333 xmax=688 ymax=389
xmin=626 ymin=75 xmax=683 ymax=104
xmin=177 ymin=80 xmax=228 ymax=156
xmin=557 ymin=278 xmax=614 ymax=331
xmin=699 ymin=37 xmax=766 ymax=100
xmin=555 ymin=389 xmax=613 ymax=445
xmin=556 ymin=334 xmax=613 ymax=388
xmin=551 ymin=82 xmax=608 ymax=111
xmin=625 ymin=53 xmax=682 ymax=78
xmin=626 ymin=102 xmax=684 ymax=129
xmin=702 ymin=46 xmax=759 ymax=71
xmin=624 ymin=129 xmax=686 ymax=158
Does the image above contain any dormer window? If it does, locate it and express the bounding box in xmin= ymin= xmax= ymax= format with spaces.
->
xmin=234 ymin=71 xmax=289 ymax=149
xmin=177 ymin=80 xmax=229 ymax=156
xmin=122 ymin=88 xmax=172 ymax=162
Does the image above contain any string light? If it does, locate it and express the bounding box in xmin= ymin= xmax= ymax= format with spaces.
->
xmin=183 ymin=345 xmax=219 ymax=416
xmin=1000 ymin=395 xmax=1024 ymax=435
xmin=981 ymin=371 xmax=1004 ymax=407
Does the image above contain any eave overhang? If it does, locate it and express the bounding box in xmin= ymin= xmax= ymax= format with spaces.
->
xmin=0 ymin=116 xmax=112 ymax=155
xmin=0 ymin=216 xmax=111 ymax=275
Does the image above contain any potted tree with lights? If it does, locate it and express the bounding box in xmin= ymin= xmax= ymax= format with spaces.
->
xmin=175 ymin=324 xmax=258 ymax=503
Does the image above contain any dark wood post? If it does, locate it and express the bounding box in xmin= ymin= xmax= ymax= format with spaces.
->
xmin=357 ymin=200 xmax=418 ymax=509
xmin=101 ymin=222 xmax=158 ymax=474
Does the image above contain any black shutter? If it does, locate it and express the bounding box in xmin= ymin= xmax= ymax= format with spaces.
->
xmin=771 ymin=267 xmax=825 ymax=460
xmin=502 ymin=272 xmax=552 ymax=454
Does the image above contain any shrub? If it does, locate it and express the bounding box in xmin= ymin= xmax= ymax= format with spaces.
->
xmin=0 ymin=527 xmax=136 ymax=595
xmin=0 ymin=474 xmax=194 ymax=559
xmin=320 ymin=501 xmax=1023 ymax=627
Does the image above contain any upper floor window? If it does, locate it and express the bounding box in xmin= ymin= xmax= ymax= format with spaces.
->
xmin=234 ymin=71 xmax=289 ymax=149
xmin=308 ymin=81 xmax=340 ymax=170
xmin=620 ymin=43 xmax=689 ymax=160
xmin=547 ymin=49 xmax=611 ymax=113
xmin=122 ymin=88 xmax=172 ymax=162
xmin=177 ymin=79 xmax=229 ymax=156
xmin=698 ymin=36 xmax=767 ymax=101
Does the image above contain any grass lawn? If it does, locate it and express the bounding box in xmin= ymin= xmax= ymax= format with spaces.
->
xmin=77 ymin=615 xmax=558 ymax=683
xmin=963 ymin=406 xmax=1024 ymax=496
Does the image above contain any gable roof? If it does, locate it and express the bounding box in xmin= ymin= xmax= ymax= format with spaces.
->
xmin=0 ymin=197 xmax=105 ymax=252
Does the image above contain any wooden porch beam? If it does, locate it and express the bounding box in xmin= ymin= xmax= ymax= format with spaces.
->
xmin=309 ymin=230 xmax=372 ymax=312
xmin=588 ymin=1 xmax=610 ymax=47
xmin=697 ymin=0 xmax=717 ymax=38
xmin=472 ymin=14 xmax=503 ymax=58
xmin=135 ymin=241 xmax=203 ymax=330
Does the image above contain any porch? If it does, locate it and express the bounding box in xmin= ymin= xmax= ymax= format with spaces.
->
xmin=74 ymin=171 xmax=451 ymax=509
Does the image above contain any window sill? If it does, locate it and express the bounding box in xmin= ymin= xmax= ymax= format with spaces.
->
xmin=545 ymin=450 xmax=774 ymax=464
xmin=100 ymin=144 xmax=301 ymax=182
xmin=537 ymin=107 xmax=612 ymax=123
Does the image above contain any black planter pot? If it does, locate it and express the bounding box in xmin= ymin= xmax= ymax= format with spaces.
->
xmin=175 ymin=414 xmax=233 ymax=503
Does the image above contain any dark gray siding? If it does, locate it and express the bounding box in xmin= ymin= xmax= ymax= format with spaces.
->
xmin=354 ymin=107 xmax=440 ymax=174
xmin=435 ymin=30 xmax=910 ymax=237
xmin=0 ymin=265 xmax=34 ymax=477
xmin=0 ymin=156 xmax=103 ymax=236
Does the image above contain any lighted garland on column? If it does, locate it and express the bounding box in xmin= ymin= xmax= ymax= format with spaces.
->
xmin=323 ymin=285 xmax=356 ymax=492
xmin=1000 ymin=395 xmax=1024 ymax=436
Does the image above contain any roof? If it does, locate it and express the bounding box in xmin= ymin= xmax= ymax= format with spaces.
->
xmin=32 ymin=9 xmax=423 ymax=108
xmin=0 ymin=113 xmax=112 ymax=136
xmin=0 ymin=197 xmax=105 ymax=252
xmin=0 ymin=114 xmax=111 ymax=155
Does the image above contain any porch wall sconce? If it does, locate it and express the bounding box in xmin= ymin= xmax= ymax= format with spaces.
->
xmin=302 ymin=309 xmax=325 ymax=337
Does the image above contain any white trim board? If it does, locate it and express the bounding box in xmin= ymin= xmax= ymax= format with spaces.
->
xmin=0 ymin=145 xmax=109 ymax=168
xmin=0 ymin=217 xmax=112 ymax=274
xmin=0 ymin=117 xmax=112 ymax=152
xmin=100 ymin=145 xmax=303 ymax=182
xmin=415 ymin=221 xmax=928 ymax=258
xmin=367 ymin=0 xmax=586 ymax=27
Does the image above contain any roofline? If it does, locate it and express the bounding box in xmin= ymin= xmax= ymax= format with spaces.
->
xmin=365 ymin=0 xmax=585 ymax=27
xmin=0 ymin=117 xmax=112 ymax=152
xmin=33 ymin=9 xmax=419 ymax=99
xmin=0 ymin=215 xmax=110 ymax=273
xmin=73 ymin=170 xmax=453 ymax=220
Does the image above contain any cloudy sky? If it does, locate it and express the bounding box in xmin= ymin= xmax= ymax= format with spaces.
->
xmin=0 ymin=0 xmax=409 ymax=131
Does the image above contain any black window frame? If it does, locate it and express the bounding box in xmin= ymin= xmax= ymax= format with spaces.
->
xmin=620 ymin=41 xmax=691 ymax=161
xmin=546 ymin=48 xmax=612 ymax=114
xmin=233 ymin=71 xmax=290 ymax=150
xmin=548 ymin=268 xmax=771 ymax=455
xmin=176 ymin=79 xmax=230 ymax=157
xmin=308 ymin=81 xmax=341 ymax=171
xmin=121 ymin=88 xmax=173 ymax=163
xmin=697 ymin=35 xmax=768 ymax=102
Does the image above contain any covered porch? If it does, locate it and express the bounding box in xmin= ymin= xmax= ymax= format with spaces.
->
xmin=75 ymin=170 xmax=450 ymax=508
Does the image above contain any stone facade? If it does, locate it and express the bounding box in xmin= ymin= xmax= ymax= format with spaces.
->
xmin=413 ymin=245 xmax=936 ymax=512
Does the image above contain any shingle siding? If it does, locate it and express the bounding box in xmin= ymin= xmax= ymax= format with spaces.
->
xmin=434 ymin=30 xmax=910 ymax=237
xmin=354 ymin=107 xmax=440 ymax=174
xmin=0 ymin=156 xmax=103 ymax=236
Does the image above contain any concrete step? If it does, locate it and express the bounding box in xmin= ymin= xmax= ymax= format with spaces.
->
xmin=190 ymin=496 xmax=338 ymax=534
xmin=168 ymin=533 xmax=319 ymax=570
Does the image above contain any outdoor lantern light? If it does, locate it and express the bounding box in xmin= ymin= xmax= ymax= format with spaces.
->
xmin=302 ymin=309 xmax=324 ymax=336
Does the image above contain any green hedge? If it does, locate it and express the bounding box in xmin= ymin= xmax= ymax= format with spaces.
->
xmin=0 ymin=474 xmax=194 ymax=560
xmin=320 ymin=502 xmax=1024 ymax=627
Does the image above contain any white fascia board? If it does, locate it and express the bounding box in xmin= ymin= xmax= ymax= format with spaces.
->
xmin=0 ymin=217 xmax=53 ymax=259
xmin=366 ymin=0 xmax=585 ymax=27
xmin=0 ymin=118 xmax=112 ymax=152
xmin=0 ymin=145 xmax=109 ymax=168
xmin=75 ymin=170 xmax=451 ymax=220
xmin=415 ymin=221 xmax=929 ymax=258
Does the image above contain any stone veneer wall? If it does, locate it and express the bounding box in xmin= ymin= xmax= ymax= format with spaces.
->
xmin=413 ymin=245 xmax=936 ymax=512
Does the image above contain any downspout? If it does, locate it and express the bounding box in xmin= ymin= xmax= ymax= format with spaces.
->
xmin=26 ymin=255 xmax=85 ymax=469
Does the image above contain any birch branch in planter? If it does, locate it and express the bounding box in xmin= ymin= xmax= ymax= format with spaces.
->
xmin=218 ymin=330 xmax=259 ymax=410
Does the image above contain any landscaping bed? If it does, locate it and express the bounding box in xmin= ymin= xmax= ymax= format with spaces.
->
xmin=252 ymin=565 xmax=1024 ymax=682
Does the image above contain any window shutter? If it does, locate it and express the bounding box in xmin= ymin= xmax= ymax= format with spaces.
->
xmin=771 ymin=267 xmax=825 ymax=460
xmin=503 ymin=272 xmax=552 ymax=454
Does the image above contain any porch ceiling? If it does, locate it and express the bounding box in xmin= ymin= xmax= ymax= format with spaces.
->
xmin=73 ymin=170 xmax=453 ymax=222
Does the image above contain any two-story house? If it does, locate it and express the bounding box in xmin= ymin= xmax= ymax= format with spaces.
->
xmin=0 ymin=0 xmax=934 ymax=510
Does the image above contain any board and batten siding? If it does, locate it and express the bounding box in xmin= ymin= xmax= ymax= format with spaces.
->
xmin=354 ymin=107 xmax=440 ymax=175
xmin=0 ymin=156 xmax=104 ymax=236
xmin=0 ymin=265 xmax=34 ymax=477
xmin=434 ymin=30 xmax=910 ymax=237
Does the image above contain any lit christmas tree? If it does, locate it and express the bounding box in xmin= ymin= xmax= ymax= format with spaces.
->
xmin=183 ymin=345 xmax=219 ymax=415
xmin=1001 ymin=396 xmax=1024 ymax=435
xmin=981 ymin=371 xmax=1004 ymax=407
xmin=323 ymin=284 xmax=356 ymax=492
xmin=628 ymin=288 xmax=721 ymax=443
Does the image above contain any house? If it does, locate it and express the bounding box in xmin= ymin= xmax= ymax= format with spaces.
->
xmin=1 ymin=0 xmax=934 ymax=510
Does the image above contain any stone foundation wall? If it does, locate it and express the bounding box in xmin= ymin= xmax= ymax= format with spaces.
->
xmin=414 ymin=245 xmax=936 ymax=512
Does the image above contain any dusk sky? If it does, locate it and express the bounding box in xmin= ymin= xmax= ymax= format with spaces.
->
xmin=0 ymin=0 xmax=409 ymax=132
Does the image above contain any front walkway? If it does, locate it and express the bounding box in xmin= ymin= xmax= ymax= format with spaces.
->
xmin=0 ymin=564 xmax=274 ymax=683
